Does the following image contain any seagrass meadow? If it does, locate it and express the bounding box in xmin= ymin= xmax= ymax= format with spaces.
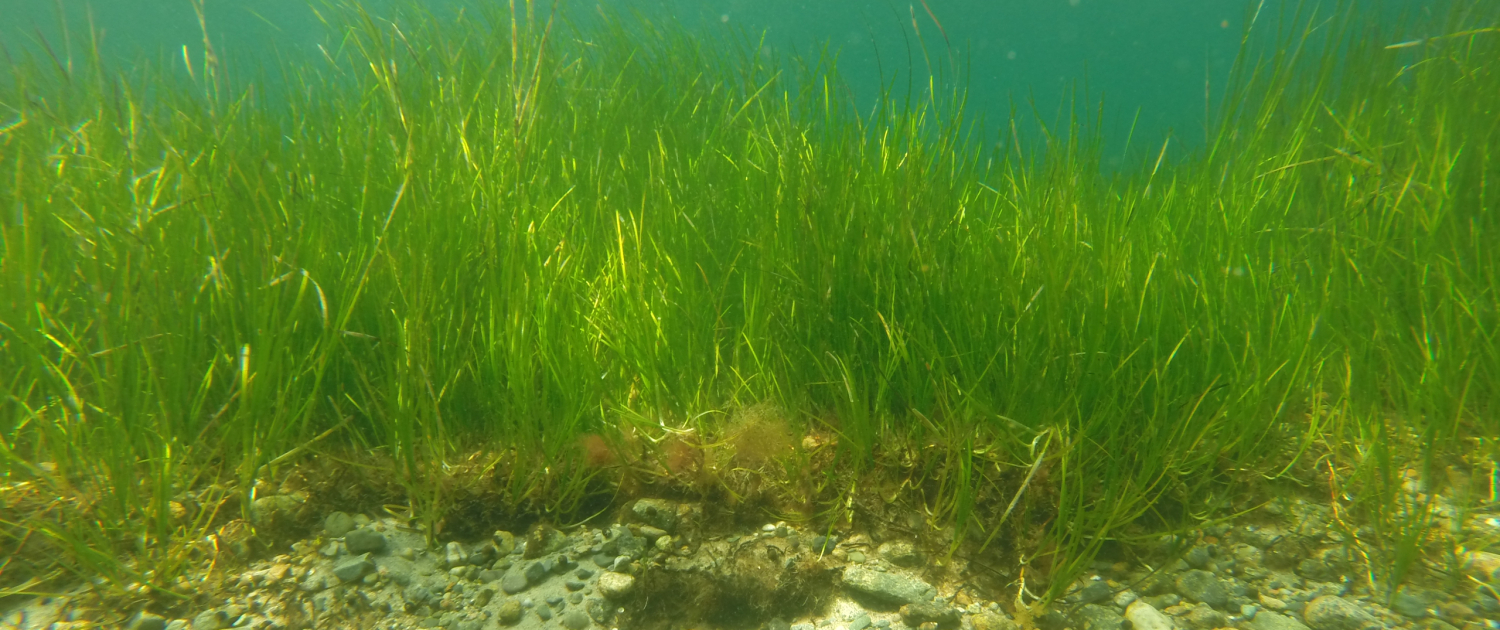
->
xmin=1 ymin=0 xmax=1497 ymax=613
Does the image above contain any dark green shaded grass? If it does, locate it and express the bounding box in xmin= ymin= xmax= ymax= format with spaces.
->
xmin=1 ymin=0 xmax=1496 ymax=606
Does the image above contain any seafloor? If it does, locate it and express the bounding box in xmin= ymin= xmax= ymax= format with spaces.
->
xmin=3 ymin=449 xmax=1495 ymax=630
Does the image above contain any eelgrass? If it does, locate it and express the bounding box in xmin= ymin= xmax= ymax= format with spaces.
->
xmin=1 ymin=0 xmax=1496 ymax=610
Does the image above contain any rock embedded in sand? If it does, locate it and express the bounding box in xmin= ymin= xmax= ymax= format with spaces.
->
xmin=877 ymin=540 xmax=922 ymax=567
xmin=1248 ymin=611 xmax=1312 ymax=630
xmin=332 ymin=553 xmax=374 ymax=582
xmin=840 ymin=565 xmax=935 ymax=605
xmin=1303 ymin=596 xmax=1380 ymax=630
xmin=560 ymin=610 xmax=591 ymax=630
xmin=344 ymin=528 xmax=387 ymax=555
xmin=1174 ymin=569 xmax=1227 ymax=607
xmin=900 ymin=601 xmax=960 ymax=627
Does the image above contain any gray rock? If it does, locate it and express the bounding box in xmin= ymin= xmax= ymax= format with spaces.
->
xmin=632 ymin=499 xmax=679 ymax=532
xmin=501 ymin=571 xmax=530 ymax=594
xmin=617 ymin=534 xmax=646 ymax=559
xmin=561 ymin=610 xmax=591 ymax=630
xmin=1303 ymin=596 xmax=1379 ymax=630
xmin=536 ymin=604 xmax=554 ymax=621
xmin=1241 ymin=526 xmax=1287 ymax=550
xmin=524 ymin=561 xmax=549 ymax=584
xmin=130 ymin=612 xmax=167 ymax=630
xmin=1124 ymin=601 xmax=1176 ymax=630
xmin=849 ymin=614 xmax=872 ymax=630
xmin=1297 ymin=559 xmax=1339 ymax=583
xmin=1175 ymin=570 xmax=1228 ymax=607
xmin=1248 ymin=611 xmax=1312 ymax=630
xmin=1390 ymin=591 xmax=1430 ymax=619
xmin=1184 ymin=604 xmax=1230 ymax=629
xmin=1076 ymin=581 xmax=1113 ymax=604
xmin=597 ymin=571 xmax=636 ymax=600
xmin=1077 ymin=603 xmax=1126 ymax=630
xmin=1184 ymin=546 xmax=1215 ymax=569
xmin=1145 ymin=594 xmax=1182 ymax=609
xmin=190 ymin=610 xmax=228 ymax=630
xmin=333 ymin=553 xmax=375 ymax=582
xmin=166 ymin=621 xmax=187 ymax=630
xmin=324 ymin=512 xmax=356 ymax=537
xmin=877 ymin=541 xmax=923 ymax=567
xmin=900 ymin=602 xmax=960 ymax=627
xmin=841 ymin=565 xmax=935 ymax=605
xmin=810 ymin=535 xmax=836 ymax=554
xmin=344 ymin=528 xmax=387 ymax=555
xmin=403 ymin=583 xmax=435 ymax=605
xmin=565 ymin=579 xmax=586 ymax=591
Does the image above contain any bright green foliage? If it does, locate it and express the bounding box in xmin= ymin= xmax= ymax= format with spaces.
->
xmin=0 ymin=0 xmax=1495 ymax=603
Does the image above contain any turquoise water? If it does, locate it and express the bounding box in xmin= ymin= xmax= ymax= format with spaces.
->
xmin=0 ymin=0 xmax=1422 ymax=161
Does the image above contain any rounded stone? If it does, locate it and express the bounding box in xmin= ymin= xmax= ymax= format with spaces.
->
xmin=344 ymin=528 xmax=387 ymax=555
xmin=497 ymin=600 xmax=524 ymax=625
xmin=560 ymin=610 xmax=592 ymax=630
xmin=324 ymin=512 xmax=356 ymax=537
xmin=1174 ymin=569 xmax=1228 ymax=607
xmin=500 ymin=571 xmax=530 ymax=594
xmin=597 ymin=571 xmax=636 ymax=600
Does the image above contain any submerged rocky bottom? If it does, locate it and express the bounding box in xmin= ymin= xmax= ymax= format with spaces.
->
xmin=4 ymin=487 xmax=1499 ymax=630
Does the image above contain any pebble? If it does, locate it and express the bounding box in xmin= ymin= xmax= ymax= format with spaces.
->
xmin=877 ymin=541 xmax=922 ymax=567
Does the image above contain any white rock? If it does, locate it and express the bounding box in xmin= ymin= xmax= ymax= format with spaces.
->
xmin=597 ymin=571 xmax=636 ymax=600
xmin=1125 ymin=600 xmax=1176 ymax=630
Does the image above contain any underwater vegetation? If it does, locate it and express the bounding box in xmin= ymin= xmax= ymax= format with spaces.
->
xmin=0 ymin=0 xmax=1496 ymax=612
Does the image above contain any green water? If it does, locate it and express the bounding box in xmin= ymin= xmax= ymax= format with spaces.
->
xmin=0 ymin=0 xmax=1428 ymax=162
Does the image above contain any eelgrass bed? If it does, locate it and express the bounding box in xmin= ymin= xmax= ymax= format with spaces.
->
xmin=1 ymin=0 xmax=1496 ymax=610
